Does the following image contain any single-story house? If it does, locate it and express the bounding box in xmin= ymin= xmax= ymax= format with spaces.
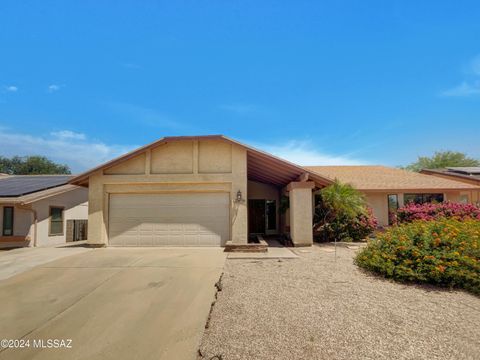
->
xmin=420 ymin=167 xmax=480 ymax=205
xmin=0 ymin=175 xmax=88 ymax=248
xmin=70 ymin=135 xmax=333 ymax=248
xmin=305 ymin=165 xmax=480 ymax=227
xmin=70 ymin=136 xmax=480 ymax=247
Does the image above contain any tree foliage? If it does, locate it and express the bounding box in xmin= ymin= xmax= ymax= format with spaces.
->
xmin=313 ymin=180 xmax=377 ymax=242
xmin=404 ymin=151 xmax=480 ymax=172
xmin=0 ymin=156 xmax=71 ymax=175
xmin=317 ymin=180 xmax=367 ymax=219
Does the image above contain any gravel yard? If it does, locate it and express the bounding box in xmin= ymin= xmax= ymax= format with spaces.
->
xmin=199 ymin=244 xmax=480 ymax=360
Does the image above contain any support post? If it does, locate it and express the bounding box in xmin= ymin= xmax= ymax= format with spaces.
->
xmin=287 ymin=181 xmax=315 ymax=246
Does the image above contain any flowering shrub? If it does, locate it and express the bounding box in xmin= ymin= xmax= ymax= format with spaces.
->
xmin=313 ymin=181 xmax=378 ymax=242
xmin=355 ymin=219 xmax=480 ymax=295
xmin=397 ymin=202 xmax=480 ymax=223
xmin=314 ymin=207 xmax=378 ymax=242
xmin=346 ymin=208 xmax=378 ymax=241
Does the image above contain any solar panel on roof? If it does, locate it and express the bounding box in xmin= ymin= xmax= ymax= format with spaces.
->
xmin=446 ymin=167 xmax=480 ymax=175
xmin=0 ymin=175 xmax=73 ymax=197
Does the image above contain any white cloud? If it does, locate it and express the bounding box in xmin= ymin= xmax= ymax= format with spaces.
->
xmin=251 ymin=140 xmax=367 ymax=166
xmin=441 ymin=81 xmax=480 ymax=97
xmin=5 ymin=85 xmax=18 ymax=92
xmin=0 ymin=128 xmax=135 ymax=173
xmin=442 ymin=55 xmax=480 ymax=97
xmin=51 ymin=130 xmax=86 ymax=140
xmin=47 ymin=84 xmax=62 ymax=93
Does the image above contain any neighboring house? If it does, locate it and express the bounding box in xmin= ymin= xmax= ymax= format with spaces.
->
xmin=69 ymin=135 xmax=479 ymax=247
xmin=305 ymin=166 xmax=480 ymax=227
xmin=70 ymin=135 xmax=332 ymax=248
xmin=0 ymin=175 xmax=88 ymax=248
xmin=420 ymin=167 xmax=480 ymax=205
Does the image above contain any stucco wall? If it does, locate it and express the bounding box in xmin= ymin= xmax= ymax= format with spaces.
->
xmin=88 ymin=139 xmax=248 ymax=245
xmin=421 ymin=173 xmax=480 ymax=205
xmin=0 ymin=205 xmax=31 ymax=237
xmin=0 ymin=187 xmax=88 ymax=248
xmin=364 ymin=191 xmax=471 ymax=227
xmin=289 ymin=184 xmax=314 ymax=245
xmin=104 ymin=153 xmax=146 ymax=175
xmin=32 ymin=187 xmax=88 ymax=247
xmin=364 ymin=193 xmax=390 ymax=227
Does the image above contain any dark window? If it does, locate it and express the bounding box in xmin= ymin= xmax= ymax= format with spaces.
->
xmin=49 ymin=207 xmax=64 ymax=235
xmin=404 ymin=193 xmax=444 ymax=205
xmin=387 ymin=195 xmax=398 ymax=225
xmin=266 ymin=200 xmax=276 ymax=231
xmin=2 ymin=207 xmax=13 ymax=236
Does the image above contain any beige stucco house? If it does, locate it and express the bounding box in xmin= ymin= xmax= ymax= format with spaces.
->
xmin=420 ymin=167 xmax=480 ymax=205
xmin=0 ymin=175 xmax=88 ymax=248
xmin=305 ymin=166 xmax=480 ymax=227
xmin=70 ymin=135 xmax=332 ymax=248
xmin=70 ymin=136 xmax=480 ymax=247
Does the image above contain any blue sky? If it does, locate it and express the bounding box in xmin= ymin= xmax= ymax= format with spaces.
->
xmin=1 ymin=1 xmax=479 ymax=173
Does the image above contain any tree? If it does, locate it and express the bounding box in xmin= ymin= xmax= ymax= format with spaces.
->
xmin=317 ymin=180 xmax=367 ymax=219
xmin=0 ymin=156 xmax=71 ymax=175
xmin=404 ymin=151 xmax=480 ymax=172
xmin=313 ymin=180 xmax=377 ymax=242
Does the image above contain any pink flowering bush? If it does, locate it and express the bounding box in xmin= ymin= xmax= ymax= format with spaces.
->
xmin=347 ymin=208 xmax=378 ymax=240
xmin=314 ymin=207 xmax=378 ymax=242
xmin=397 ymin=202 xmax=480 ymax=223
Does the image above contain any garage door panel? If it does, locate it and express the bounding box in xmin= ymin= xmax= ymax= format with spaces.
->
xmin=108 ymin=193 xmax=229 ymax=246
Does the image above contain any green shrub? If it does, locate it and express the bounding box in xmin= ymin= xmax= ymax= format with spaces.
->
xmin=355 ymin=219 xmax=480 ymax=295
xmin=314 ymin=180 xmax=377 ymax=242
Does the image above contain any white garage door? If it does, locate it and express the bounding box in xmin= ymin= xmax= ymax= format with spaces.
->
xmin=108 ymin=193 xmax=230 ymax=246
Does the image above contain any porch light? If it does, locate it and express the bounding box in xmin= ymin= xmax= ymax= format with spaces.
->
xmin=236 ymin=190 xmax=243 ymax=202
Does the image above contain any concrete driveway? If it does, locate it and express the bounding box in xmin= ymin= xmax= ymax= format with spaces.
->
xmin=0 ymin=245 xmax=91 ymax=281
xmin=0 ymin=248 xmax=226 ymax=360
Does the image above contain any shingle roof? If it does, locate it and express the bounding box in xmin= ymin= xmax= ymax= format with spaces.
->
xmin=0 ymin=175 xmax=74 ymax=197
xmin=304 ymin=166 xmax=480 ymax=191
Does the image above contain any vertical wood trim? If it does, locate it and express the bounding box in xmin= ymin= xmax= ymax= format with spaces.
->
xmin=145 ymin=149 xmax=151 ymax=175
xmin=103 ymin=189 xmax=109 ymax=244
xmin=193 ymin=140 xmax=199 ymax=174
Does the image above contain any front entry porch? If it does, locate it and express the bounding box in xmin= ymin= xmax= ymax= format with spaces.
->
xmin=225 ymin=147 xmax=332 ymax=252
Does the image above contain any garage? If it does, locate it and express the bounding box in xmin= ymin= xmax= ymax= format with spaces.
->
xmin=108 ymin=193 xmax=230 ymax=246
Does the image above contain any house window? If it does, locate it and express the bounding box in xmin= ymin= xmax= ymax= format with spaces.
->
xmin=404 ymin=193 xmax=444 ymax=204
xmin=387 ymin=194 xmax=398 ymax=225
xmin=2 ymin=207 xmax=14 ymax=236
xmin=49 ymin=207 xmax=64 ymax=236
xmin=459 ymin=194 xmax=469 ymax=204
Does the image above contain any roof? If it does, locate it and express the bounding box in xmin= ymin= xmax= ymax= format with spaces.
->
xmin=70 ymin=135 xmax=333 ymax=188
xmin=445 ymin=167 xmax=480 ymax=174
xmin=0 ymin=175 xmax=74 ymax=197
xmin=421 ymin=168 xmax=480 ymax=183
xmin=304 ymin=166 xmax=480 ymax=191
xmin=0 ymin=184 xmax=81 ymax=205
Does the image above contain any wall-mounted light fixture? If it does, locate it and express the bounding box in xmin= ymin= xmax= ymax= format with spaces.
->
xmin=236 ymin=190 xmax=243 ymax=202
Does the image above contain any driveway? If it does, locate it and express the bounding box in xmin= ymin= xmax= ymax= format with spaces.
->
xmin=0 ymin=245 xmax=91 ymax=281
xmin=200 ymin=244 xmax=480 ymax=360
xmin=0 ymin=248 xmax=226 ymax=360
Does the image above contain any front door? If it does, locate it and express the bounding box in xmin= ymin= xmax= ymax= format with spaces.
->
xmin=248 ymin=199 xmax=266 ymax=234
